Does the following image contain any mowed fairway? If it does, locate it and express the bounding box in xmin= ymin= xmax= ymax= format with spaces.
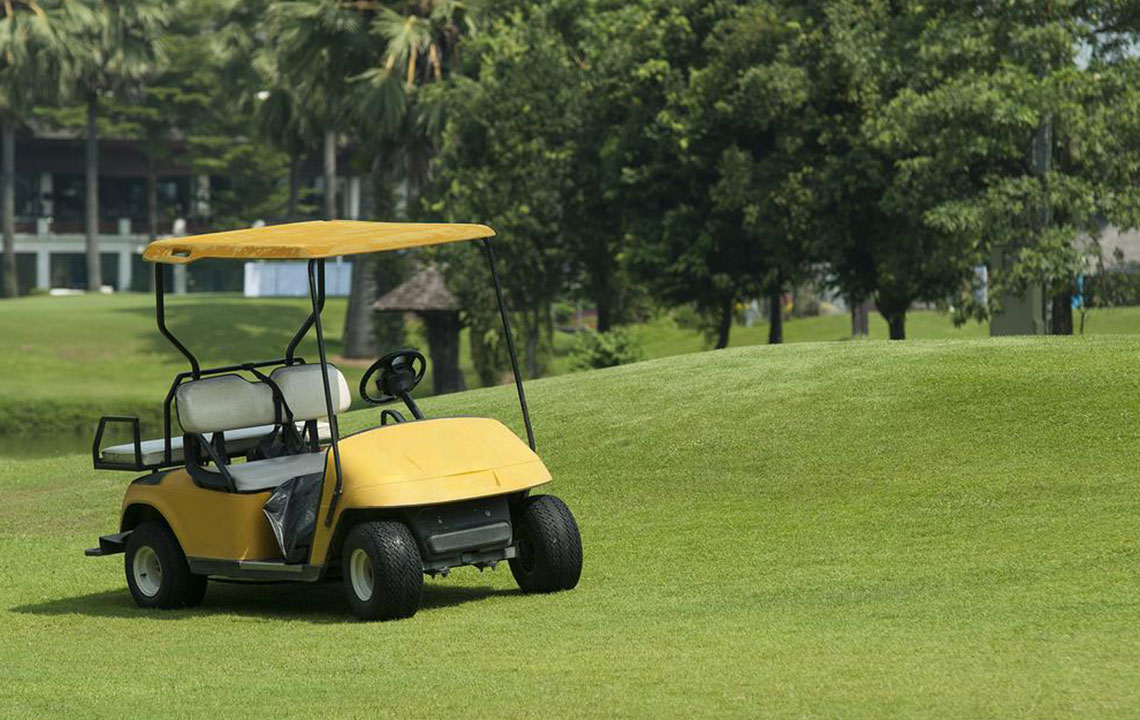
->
xmin=2 ymin=337 xmax=1140 ymax=718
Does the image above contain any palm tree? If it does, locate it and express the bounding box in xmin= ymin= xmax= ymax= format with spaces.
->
xmin=262 ymin=1 xmax=392 ymax=358
xmin=0 ymin=0 xmax=72 ymax=297
xmin=331 ymin=1 xmax=477 ymax=357
xmin=254 ymin=88 xmax=314 ymax=220
xmin=364 ymin=0 xmax=476 ymax=194
xmin=262 ymin=1 xmax=377 ymax=222
xmin=60 ymin=0 xmax=169 ymax=291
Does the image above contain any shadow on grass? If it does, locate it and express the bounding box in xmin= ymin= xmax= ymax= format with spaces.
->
xmin=11 ymin=579 xmax=517 ymax=623
xmin=114 ymin=299 xmax=344 ymax=364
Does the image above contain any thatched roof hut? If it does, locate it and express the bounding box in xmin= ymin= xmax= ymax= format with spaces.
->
xmin=372 ymin=266 xmax=458 ymax=312
xmin=373 ymin=266 xmax=465 ymax=394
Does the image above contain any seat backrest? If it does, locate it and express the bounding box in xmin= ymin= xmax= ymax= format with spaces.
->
xmin=176 ymin=364 xmax=351 ymax=434
xmin=270 ymin=364 xmax=352 ymax=421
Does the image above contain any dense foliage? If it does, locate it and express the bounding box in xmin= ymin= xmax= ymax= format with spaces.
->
xmin=6 ymin=0 xmax=1140 ymax=374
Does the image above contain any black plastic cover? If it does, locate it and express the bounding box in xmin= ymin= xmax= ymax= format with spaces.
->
xmin=262 ymin=471 xmax=323 ymax=563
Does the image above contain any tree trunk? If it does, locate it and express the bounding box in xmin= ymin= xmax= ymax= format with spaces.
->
xmin=85 ymin=92 xmax=102 ymax=291
xmin=525 ymin=307 xmax=539 ymax=378
xmin=335 ymin=130 xmax=374 ymax=358
xmin=287 ymin=149 xmax=299 ymax=220
xmin=424 ymin=311 xmax=464 ymax=395
xmin=596 ymin=291 xmax=612 ymax=333
xmin=887 ymin=314 xmax=905 ymax=340
xmin=341 ymin=256 xmax=377 ymax=359
xmin=1 ymin=119 xmax=15 ymax=298
xmin=593 ymin=248 xmax=614 ymax=333
xmin=323 ymin=130 xmax=336 ymax=220
xmin=371 ymin=253 xmax=406 ymax=350
xmin=851 ymin=298 xmax=870 ymax=338
xmin=1049 ymin=289 xmax=1073 ymax=335
xmin=878 ymin=307 xmax=906 ymax=340
xmin=146 ymin=155 xmax=158 ymax=243
xmin=768 ymin=289 xmax=783 ymax=344
xmin=714 ymin=296 xmax=733 ymax=349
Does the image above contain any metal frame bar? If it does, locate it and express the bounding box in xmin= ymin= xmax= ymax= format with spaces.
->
xmin=155 ymin=265 xmax=200 ymax=378
xmin=146 ymin=264 xmax=317 ymax=469
xmin=310 ymin=259 xmax=344 ymax=526
xmin=91 ymin=416 xmax=143 ymax=471
xmin=482 ymin=238 xmax=536 ymax=450
xmin=286 ymin=265 xmax=326 ymax=363
xmin=110 ymin=235 xmax=538 ymax=483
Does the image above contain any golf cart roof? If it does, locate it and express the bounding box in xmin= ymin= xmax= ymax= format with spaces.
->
xmin=142 ymin=220 xmax=495 ymax=264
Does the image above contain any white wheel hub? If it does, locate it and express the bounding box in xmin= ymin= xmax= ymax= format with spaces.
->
xmin=349 ymin=548 xmax=375 ymax=602
xmin=133 ymin=545 xmax=163 ymax=597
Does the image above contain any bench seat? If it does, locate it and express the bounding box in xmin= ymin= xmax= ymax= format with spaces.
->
xmin=100 ymin=421 xmax=331 ymax=467
xmin=225 ymin=451 xmax=329 ymax=492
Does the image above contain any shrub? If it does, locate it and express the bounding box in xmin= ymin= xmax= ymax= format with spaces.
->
xmin=553 ymin=301 xmax=576 ymax=327
xmin=569 ymin=328 xmax=643 ymax=370
xmin=672 ymin=304 xmax=703 ymax=331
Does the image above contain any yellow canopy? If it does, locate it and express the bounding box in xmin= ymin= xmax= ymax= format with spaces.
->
xmin=142 ymin=220 xmax=496 ymax=264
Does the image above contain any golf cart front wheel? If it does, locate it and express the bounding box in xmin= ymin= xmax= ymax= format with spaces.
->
xmin=124 ymin=521 xmax=207 ymax=609
xmin=510 ymin=495 xmax=583 ymax=593
xmin=342 ymin=520 xmax=423 ymax=621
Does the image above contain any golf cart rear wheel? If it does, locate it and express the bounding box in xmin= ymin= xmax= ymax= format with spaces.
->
xmin=510 ymin=495 xmax=583 ymax=593
xmin=342 ymin=521 xmax=423 ymax=621
xmin=124 ymin=521 xmax=207 ymax=609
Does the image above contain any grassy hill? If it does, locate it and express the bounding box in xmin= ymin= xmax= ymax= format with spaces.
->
xmin=2 ymin=337 xmax=1139 ymax=718
xmin=9 ymin=291 xmax=1140 ymax=441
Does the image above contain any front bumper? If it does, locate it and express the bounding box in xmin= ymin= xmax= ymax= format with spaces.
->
xmin=84 ymin=530 xmax=132 ymax=557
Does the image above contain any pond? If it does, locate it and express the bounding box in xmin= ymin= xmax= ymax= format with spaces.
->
xmin=0 ymin=432 xmax=94 ymax=460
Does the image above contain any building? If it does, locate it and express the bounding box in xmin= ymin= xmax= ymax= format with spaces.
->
xmin=4 ymin=126 xmax=365 ymax=295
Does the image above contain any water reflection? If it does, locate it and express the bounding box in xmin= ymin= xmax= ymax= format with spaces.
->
xmin=0 ymin=433 xmax=91 ymax=459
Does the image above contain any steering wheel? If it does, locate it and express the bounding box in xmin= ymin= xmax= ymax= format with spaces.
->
xmin=359 ymin=348 xmax=426 ymax=406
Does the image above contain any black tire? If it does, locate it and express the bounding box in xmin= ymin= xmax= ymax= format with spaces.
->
xmin=124 ymin=521 xmax=208 ymax=609
xmin=342 ymin=520 xmax=423 ymax=621
xmin=510 ymin=495 xmax=583 ymax=593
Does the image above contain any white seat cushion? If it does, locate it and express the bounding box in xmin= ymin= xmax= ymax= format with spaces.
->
xmin=176 ymin=364 xmax=350 ymax=435
xmin=270 ymin=364 xmax=352 ymax=421
xmin=225 ymin=451 xmax=328 ymax=493
xmin=101 ymin=421 xmax=331 ymax=466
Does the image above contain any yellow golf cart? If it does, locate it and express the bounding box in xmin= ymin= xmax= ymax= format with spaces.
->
xmin=87 ymin=221 xmax=582 ymax=621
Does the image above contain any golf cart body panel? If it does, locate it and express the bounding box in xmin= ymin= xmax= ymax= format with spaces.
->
xmin=119 ymin=417 xmax=549 ymax=566
xmin=122 ymin=472 xmax=281 ymax=561
xmin=307 ymin=418 xmax=551 ymax=565
xmin=334 ymin=418 xmax=549 ymax=506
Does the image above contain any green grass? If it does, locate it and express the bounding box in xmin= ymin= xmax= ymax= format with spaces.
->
xmin=0 ymin=293 xmax=350 ymax=436
xmin=3 ymin=337 xmax=1140 ymax=717
xmin=6 ymin=291 xmax=1140 ymax=438
xmin=0 ymin=293 xmax=474 ymax=438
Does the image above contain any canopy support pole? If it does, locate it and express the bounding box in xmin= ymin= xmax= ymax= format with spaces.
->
xmin=310 ymin=259 xmax=344 ymax=527
xmin=286 ymin=266 xmax=326 ymax=363
xmin=154 ymin=264 xmax=200 ymax=379
xmin=483 ymin=238 xmax=535 ymax=450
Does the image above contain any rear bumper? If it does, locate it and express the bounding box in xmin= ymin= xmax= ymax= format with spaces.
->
xmin=84 ymin=530 xmax=132 ymax=557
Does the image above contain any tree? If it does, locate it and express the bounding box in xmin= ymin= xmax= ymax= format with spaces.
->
xmin=0 ymin=0 xmax=71 ymax=297
xmin=428 ymin=6 xmax=578 ymax=378
xmin=104 ymin=9 xmax=219 ymax=248
xmin=627 ymin=0 xmax=811 ymax=348
xmin=348 ymin=0 xmax=478 ymax=359
xmin=252 ymin=87 xmax=314 ymax=220
xmin=757 ymin=0 xmax=980 ymax=341
xmin=60 ymin=0 xmax=170 ymax=291
xmin=873 ymin=0 xmax=1140 ymax=335
xmin=568 ymin=0 xmax=693 ymax=332
xmin=261 ymin=0 xmax=385 ymax=357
